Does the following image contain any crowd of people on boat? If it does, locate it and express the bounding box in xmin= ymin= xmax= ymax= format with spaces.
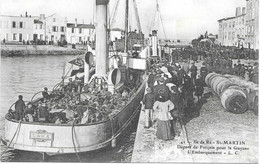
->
xmin=7 ymin=75 xmax=142 ymax=125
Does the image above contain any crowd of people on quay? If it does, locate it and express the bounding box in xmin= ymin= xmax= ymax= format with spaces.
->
xmin=142 ymin=59 xmax=205 ymax=141
xmin=143 ymin=44 xmax=258 ymax=141
xmin=171 ymin=45 xmax=259 ymax=84
xmin=7 ymin=75 xmax=141 ymax=125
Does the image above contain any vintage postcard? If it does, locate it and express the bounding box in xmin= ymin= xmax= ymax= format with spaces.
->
xmin=0 ymin=0 xmax=258 ymax=163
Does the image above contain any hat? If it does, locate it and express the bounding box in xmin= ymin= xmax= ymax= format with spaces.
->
xmin=158 ymin=77 xmax=165 ymax=83
xmin=146 ymin=87 xmax=152 ymax=93
xmin=254 ymin=62 xmax=258 ymax=66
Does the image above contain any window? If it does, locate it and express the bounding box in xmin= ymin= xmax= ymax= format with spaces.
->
xmin=61 ymin=26 xmax=65 ymax=32
xmin=79 ymin=37 xmax=82 ymax=42
xmin=53 ymin=18 xmax=56 ymax=22
xmin=35 ymin=25 xmax=37 ymax=29
xmin=19 ymin=22 xmax=23 ymax=28
xmin=40 ymin=34 xmax=43 ymax=40
xmin=232 ymin=32 xmax=235 ymax=39
xmin=12 ymin=21 xmax=16 ymax=28
xmin=40 ymin=25 xmax=43 ymax=29
xmin=72 ymin=28 xmax=74 ymax=33
xmin=79 ymin=28 xmax=82 ymax=34
xmin=13 ymin=33 xmax=17 ymax=40
xmin=52 ymin=26 xmax=58 ymax=32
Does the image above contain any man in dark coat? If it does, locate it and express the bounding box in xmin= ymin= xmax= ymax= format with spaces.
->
xmin=195 ymin=75 xmax=204 ymax=102
xmin=147 ymin=69 xmax=156 ymax=89
xmin=190 ymin=62 xmax=197 ymax=85
xmin=42 ymin=87 xmax=49 ymax=99
xmin=142 ymin=87 xmax=156 ymax=128
xmin=182 ymin=74 xmax=194 ymax=108
xmin=15 ymin=95 xmax=26 ymax=120
xmin=153 ymin=77 xmax=170 ymax=100
xmin=200 ymin=62 xmax=208 ymax=86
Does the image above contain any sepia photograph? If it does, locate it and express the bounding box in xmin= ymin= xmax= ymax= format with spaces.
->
xmin=0 ymin=0 xmax=258 ymax=163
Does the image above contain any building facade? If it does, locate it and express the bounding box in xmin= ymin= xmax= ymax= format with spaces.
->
xmin=0 ymin=14 xmax=34 ymax=43
xmin=33 ymin=14 xmax=46 ymax=42
xmin=66 ymin=19 xmax=95 ymax=44
xmin=45 ymin=13 xmax=67 ymax=44
xmin=218 ymin=7 xmax=246 ymax=47
xmin=245 ymin=0 xmax=259 ymax=49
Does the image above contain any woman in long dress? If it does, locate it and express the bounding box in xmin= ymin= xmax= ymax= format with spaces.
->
xmin=153 ymin=96 xmax=175 ymax=140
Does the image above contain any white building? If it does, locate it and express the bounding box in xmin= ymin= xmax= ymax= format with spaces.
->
xmin=66 ymin=19 xmax=95 ymax=44
xmin=33 ymin=14 xmax=46 ymax=42
xmin=0 ymin=13 xmax=34 ymax=43
xmin=218 ymin=7 xmax=246 ymax=47
xmin=45 ymin=13 xmax=67 ymax=44
xmin=245 ymin=0 xmax=259 ymax=49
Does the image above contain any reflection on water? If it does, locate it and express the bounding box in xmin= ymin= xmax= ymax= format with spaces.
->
xmin=0 ymin=55 xmax=137 ymax=162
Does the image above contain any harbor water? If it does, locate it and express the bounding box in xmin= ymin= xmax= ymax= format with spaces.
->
xmin=0 ymin=55 xmax=137 ymax=162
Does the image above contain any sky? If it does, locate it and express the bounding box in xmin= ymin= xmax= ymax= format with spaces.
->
xmin=0 ymin=0 xmax=246 ymax=40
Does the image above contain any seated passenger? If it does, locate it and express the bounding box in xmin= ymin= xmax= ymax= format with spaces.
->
xmin=24 ymin=103 xmax=34 ymax=122
xmin=36 ymin=102 xmax=49 ymax=122
xmin=42 ymin=87 xmax=49 ymax=99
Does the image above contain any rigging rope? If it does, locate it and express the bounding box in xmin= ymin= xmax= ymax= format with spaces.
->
xmin=72 ymin=119 xmax=82 ymax=162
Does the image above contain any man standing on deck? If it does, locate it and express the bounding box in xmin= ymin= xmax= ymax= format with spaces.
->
xmin=15 ymin=95 xmax=26 ymax=121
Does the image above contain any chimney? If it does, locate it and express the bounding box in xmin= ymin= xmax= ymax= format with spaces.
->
xmin=40 ymin=14 xmax=45 ymax=19
xmin=25 ymin=11 xmax=28 ymax=17
xmin=236 ymin=7 xmax=241 ymax=16
xmin=75 ymin=18 xmax=78 ymax=27
xmin=242 ymin=7 xmax=246 ymax=15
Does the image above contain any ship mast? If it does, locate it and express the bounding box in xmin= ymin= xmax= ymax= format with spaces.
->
xmin=124 ymin=0 xmax=129 ymax=53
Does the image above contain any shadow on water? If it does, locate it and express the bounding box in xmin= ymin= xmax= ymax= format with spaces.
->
xmin=2 ymin=112 xmax=140 ymax=163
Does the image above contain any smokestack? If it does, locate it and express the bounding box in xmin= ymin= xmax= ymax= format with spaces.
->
xmin=25 ymin=11 xmax=28 ymax=17
xmin=242 ymin=7 xmax=246 ymax=15
xmin=75 ymin=18 xmax=78 ymax=27
xmin=236 ymin=7 xmax=241 ymax=16
xmin=95 ymin=0 xmax=109 ymax=76
xmin=152 ymin=30 xmax=158 ymax=57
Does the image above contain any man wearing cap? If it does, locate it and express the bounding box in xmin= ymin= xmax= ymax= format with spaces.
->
xmin=42 ymin=87 xmax=49 ymax=99
xmin=142 ymin=87 xmax=156 ymax=128
xmin=190 ymin=62 xmax=197 ymax=85
xmin=200 ymin=62 xmax=208 ymax=86
xmin=14 ymin=95 xmax=26 ymax=120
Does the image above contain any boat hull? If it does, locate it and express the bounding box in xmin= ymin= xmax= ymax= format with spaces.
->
xmin=3 ymin=78 xmax=146 ymax=154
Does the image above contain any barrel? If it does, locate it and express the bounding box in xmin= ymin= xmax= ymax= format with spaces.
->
xmin=212 ymin=77 xmax=227 ymax=94
xmin=247 ymin=89 xmax=258 ymax=110
xmin=205 ymin=73 xmax=216 ymax=86
xmin=227 ymin=86 xmax=247 ymax=98
xmin=220 ymin=88 xmax=248 ymax=114
xmin=215 ymin=79 xmax=231 ymax=95
xmin=209 ymin=75 xmax=222 ymax=88
xmin=217 ymin=81 xmax=237 ymax=96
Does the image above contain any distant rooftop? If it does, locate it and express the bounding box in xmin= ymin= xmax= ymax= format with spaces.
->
xmin=67 ymin=23 xmax=95 ymax=29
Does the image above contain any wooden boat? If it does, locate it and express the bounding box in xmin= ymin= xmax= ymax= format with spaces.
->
xmin=1 ymin=0 xmax=151 ymax=157
xmin=3 ymin=78 xmax=146 ymax=154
